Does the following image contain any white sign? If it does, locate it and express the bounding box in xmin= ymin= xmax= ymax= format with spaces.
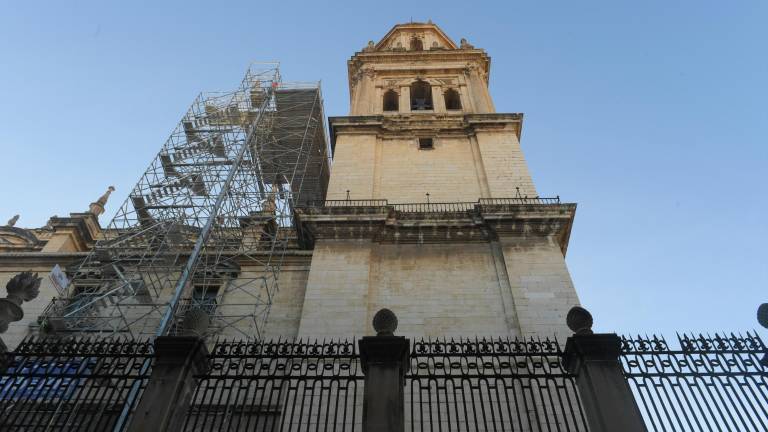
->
xmin=49 ymin=264 xmax=69 ymax=295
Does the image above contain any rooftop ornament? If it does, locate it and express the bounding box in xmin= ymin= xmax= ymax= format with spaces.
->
xmin=5 ymin=215 xmax=19 ymax=227
xmin=88 ymin=186 xmax=115 ymax=216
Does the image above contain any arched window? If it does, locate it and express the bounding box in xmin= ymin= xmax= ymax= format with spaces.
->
xmin=410 ymin=37 xmax=423 ymax=51
xmin=383 ymin=90 xmax=399 ymax=112
xmin=410 ymin=80 xmax=433 ymax=111
xmin=444 ymin=88 xmax=462 ymax=110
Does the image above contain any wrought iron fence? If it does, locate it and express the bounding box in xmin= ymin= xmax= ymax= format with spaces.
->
xmin=621 ymin=331 xmax=768 ymax=431
xmin=406 ymin=337 xmax=588 ymax=431
xmin=0 ymin=337 xmax=153 ymax=431
xmin=183 ymin=338 xmax=364 ymax=431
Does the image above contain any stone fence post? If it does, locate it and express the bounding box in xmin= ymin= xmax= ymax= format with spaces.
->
xmin=562 ymin=306 xmax=647 ymax=432
xmin=127 ymin=336 xmax=209 ymax=432
xmin=358 ymin=308 xmax=410 ymax=432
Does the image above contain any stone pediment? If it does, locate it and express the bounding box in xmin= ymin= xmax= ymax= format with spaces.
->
xmin=0 ymin=226 xmax=42 ymax=251
xmin=373 ymin=22 xmax=458 ymax=52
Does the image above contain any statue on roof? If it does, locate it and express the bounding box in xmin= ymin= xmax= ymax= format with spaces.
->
xmin=5 ymin=215 xmax=19 ymax=227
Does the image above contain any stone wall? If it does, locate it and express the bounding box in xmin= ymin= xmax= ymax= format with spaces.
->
xmin=475 ymin=129 xmax=538 ymax=198
xmin=297 ymin=239 xmax=577 ymax=340
xmin=326 ymin=132 xmax=537 ymax=203
xmin=499 ymin=236 xmax=580 ymax=342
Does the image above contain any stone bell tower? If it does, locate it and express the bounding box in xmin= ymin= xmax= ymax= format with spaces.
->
xmin=295 ymin=22 xmax=580 ymax=340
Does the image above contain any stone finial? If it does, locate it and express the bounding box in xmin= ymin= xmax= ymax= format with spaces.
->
xmin=88 ymin=186 xmax=115 ymax=216
xmin=566 ymin=306 xmax=594 ymax=335
xmin=460 ymin=38 xmax=474 ymax=49
xmin=758 ymin=303 xmax=768 ymax=329
xmin=0 ymin=271 xmax=42 ymax=334
xmin=372 ymin=308 xmax=398 ymax=336
xmin=6 ymin=215 xmax=19 ymax=227
xmin=759 ymin=304 xmax=768 ymax=366
xmin=363 ymin=40 xmax=375 ymax=52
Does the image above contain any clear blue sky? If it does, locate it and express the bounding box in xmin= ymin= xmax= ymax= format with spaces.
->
xmin=1 ymin=1 xmax=766 ymax=338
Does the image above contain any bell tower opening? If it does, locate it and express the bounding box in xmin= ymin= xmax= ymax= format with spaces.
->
xmin=410 ymin=37 xmax=423 ymax=51
xmin=383 ymin=89 xmax=399 ymax=112
xmin=410 ymin=80 xmax=433 ymax=111
xmin=444 ymin=88 xmax=462 ymax=110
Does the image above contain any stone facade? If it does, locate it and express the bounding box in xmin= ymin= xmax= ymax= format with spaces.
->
xmin=297 ymin=22 xmax=580 ymax=341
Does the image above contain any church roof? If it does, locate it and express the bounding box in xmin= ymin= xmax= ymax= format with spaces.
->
xmin=374 ymin=21 xmax=459 ymax=51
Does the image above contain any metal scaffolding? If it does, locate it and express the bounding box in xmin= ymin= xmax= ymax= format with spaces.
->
xmin=41 ymin=64 xmax=330 ymax=340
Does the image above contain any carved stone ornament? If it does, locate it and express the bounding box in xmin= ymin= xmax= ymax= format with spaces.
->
xmin=6 ymin=271 xmax=41 ymax=304
xmin=566 ymin=306 xmax=594 ymax=335
xmin=6 ymin=215 xmax=19 ymax=227
xmin=350 ymin=65 xmax=376 ymax=91
xmin=0 ymin=271 xmax=42 ymax=334
xmin=89 ymin=185 xmax=116 ymax=216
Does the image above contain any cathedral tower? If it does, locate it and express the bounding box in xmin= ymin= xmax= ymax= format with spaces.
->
xmin=295 ymin=22 xmax=580 ymax=340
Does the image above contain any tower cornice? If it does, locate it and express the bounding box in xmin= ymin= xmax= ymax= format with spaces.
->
xmin=328 ymin=113 xmax=523 ymax=153
xmin=295 ymin=201 xmax=576 ymax=256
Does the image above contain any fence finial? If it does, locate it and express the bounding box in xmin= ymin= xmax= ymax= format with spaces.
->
xmin=566 ymin=306 xmax=593 ymax=335
xmin=758 ymin=303 xmax=768 ymax=329
xmin=372 ymin=308 xmax=398 ymax=336
xmin=758 ymin=304 xmax=768 ymax=367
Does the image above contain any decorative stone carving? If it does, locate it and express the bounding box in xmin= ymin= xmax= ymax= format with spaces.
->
xmin=6 ymin=215 xmax=19 ymax=227
xmin=463 ymin=61 xmax=488 ymax=83
xmin=566 ymin=306 xmax=594 ymax=335
xmin=350 ymin=64 xmax=376 ymax=91
xmin=363 ymin=40 xmax=375 ymax=52
xmin=0 ymin=271 xmax=42 ymax=333
xmin=89 ymin=186 xmax=116 ymax=216
xmin=460 ymin=38 xmax=474 ymax=49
